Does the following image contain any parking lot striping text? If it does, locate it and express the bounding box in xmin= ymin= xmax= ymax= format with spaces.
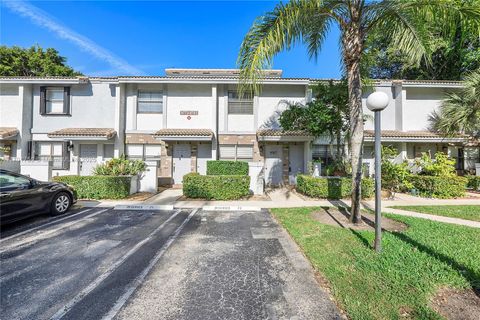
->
xmin=0 ymin=208 xmax=110 ymax=253
xmin=101 ymin=208 xmax=199 ymax=320
xmin=49 ymin=209 xmax=183 ymax=320
xmin=0 ymin=208 xmax=93 ymax=244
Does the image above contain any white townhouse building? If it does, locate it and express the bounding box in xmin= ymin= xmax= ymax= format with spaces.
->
xmin=0 ymin=69 xmax=478 ymax=187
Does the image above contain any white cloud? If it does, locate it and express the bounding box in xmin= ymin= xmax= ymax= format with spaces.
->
xmin=3 ymin=0 xmax=144 ymax=75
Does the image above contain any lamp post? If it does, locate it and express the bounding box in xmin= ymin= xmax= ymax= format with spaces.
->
xmin=366 ymin=91 xmax=389 ymax=253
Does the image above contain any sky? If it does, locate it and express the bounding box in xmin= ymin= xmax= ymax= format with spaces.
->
xmin=0 ymin=0 xmax=343 ymax=78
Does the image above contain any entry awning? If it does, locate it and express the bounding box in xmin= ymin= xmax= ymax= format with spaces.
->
xmin=257 ymin=129 xmax=313 ymax=142
xmin=364 ymin=130 xmax=467 ymax=143
xmin=48 ymin=128 xmax=117 ymax=140
xmin=154 ymin=129 xmax=214 ymax=141
xmin=0 ymin=127 xmax=19 ymax=140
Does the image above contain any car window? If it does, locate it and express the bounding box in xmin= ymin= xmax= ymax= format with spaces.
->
xmin=0 ymin=173 xmax=31 ymax=190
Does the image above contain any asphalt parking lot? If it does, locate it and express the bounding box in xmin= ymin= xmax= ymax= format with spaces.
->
xmin=1 ymin=207 xmax=340 ymax=320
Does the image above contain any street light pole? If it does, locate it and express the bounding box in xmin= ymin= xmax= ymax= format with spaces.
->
xmin=374 ymin=110 xmax=382 ymax=252
xmin=366 ymin=91 xmax=389 ymax=253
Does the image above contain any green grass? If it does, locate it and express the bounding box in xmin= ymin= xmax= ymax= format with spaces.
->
xmin=271 ymin=207 xmax=480 ymax=320
xmin=391 ymin=205 xmax=480 ymax=222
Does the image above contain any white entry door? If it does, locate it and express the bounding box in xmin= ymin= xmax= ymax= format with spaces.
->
xmin=80 ymin=144 xmax=98 ymax=176
xmin=197 ymin=143 xmax=212 ymax=175
xmin=289 ymin=144 xmax=304 ymax=184
xmin=265 ymin=144 xmax=283 ymax=186
xmin=173 ymin=144 xmax=191 ymax=184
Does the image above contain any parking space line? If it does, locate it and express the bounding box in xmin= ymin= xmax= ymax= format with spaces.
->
xmin=0 ymin=208 xmax=93 ymax=243
xmin=49 ymin=209 xmax=183 ymax=320
xmin=101 ymin=208 xmax=199 ymax=320
xmin=0 ymin=208 xmax=109 ymax=253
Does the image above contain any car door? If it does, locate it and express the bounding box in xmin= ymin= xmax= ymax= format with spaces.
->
xmin=0 ymin=172 xmax=44 ymax=224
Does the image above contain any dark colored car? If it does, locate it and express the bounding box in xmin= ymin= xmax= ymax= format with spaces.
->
xmin=0 ymin=169 xmax=77 ymax=225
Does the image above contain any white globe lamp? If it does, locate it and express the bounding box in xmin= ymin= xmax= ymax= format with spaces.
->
xmin=366 ymin=91 xmax=389 ymax=112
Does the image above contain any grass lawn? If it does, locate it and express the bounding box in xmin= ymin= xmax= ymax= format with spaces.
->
xmin=271 ymin=207 xmax=480 ymax=320
xmin=390 ymin=205 xmax=480 ymax=222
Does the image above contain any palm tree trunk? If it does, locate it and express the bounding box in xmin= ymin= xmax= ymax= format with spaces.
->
xmin=343 ymin=23 xmax=364 ymax=223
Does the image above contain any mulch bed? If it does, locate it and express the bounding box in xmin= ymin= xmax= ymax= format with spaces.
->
xmin=430 ymin=288 xmax=480 ymax=320
xmin=311 ymin=206 xmax=408 ymax=232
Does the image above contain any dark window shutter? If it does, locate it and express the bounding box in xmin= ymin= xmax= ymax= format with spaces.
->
xmin=63 ymin=87 xmax=70 ymax=114
xmin=40 ymin=86 xmax=46 ymax=114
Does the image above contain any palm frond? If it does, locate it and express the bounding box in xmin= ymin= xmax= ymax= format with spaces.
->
xmin=237 ymin=0 xmax=339 ymax=95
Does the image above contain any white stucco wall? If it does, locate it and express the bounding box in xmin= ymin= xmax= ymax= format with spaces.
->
xmin=363 ymin=85 xmax=397 ymax=131
xmin=31 ymin=82 xmax=116 ymax=133
xmin=402 ymin=87 xmax=445 ymax=131
xmin=0 ymin=84 xmax=22 ymax=128
xmin=166 ymin=83 xmax=214 ymax=130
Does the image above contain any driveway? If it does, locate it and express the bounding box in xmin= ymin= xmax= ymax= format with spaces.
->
xmin=1 ymin=207 xmax=341 ymax=320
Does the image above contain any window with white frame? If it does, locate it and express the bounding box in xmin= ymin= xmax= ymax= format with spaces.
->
xmin=40 ymin=87 xmax=70 ymax=115
xmin=138 ymin=91 xmax=163 ymax=113
xmin=35 ymin=142 xmax=69 ymax=169
xmin=219 ymin=144 xmax=254 ymax=161
xmin=126 ymin=144 xmax=162 ymax=160
xmin=228 ymin=91 xmax=253 ymax=115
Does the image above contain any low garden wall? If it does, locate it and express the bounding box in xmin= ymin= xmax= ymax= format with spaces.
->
xmin=296 ymin=175 xmax=374 ymax=199
xmin=53 ymin=175 xmax=132 ymax=200
xmin=183 ymin=173 xmax=250 ymax=200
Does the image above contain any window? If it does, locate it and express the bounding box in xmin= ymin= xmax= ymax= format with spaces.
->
xmin=34 ymin=142 xmax=69 ymax=170
xmin=0 ymin=172 xmax=30 ymax=190
xmin=126 ymin=144 xmax=162 ymax=160
xmin=138 ymin=91 xmax=163 ymax=113
xmin=228 ymin=91 xmax=253 ymax=115
xmin=40 ymin=87 xmax=70 ymax=115
xmin=219 ymin=144 xmax=253 ymax=161
xmin=103 ymin=144 xmax=114 ymax=159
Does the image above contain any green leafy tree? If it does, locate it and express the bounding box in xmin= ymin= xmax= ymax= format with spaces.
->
xmin=238 ymin=0 xmax=480 ymax=223
xmin=416 ymin=152 xmax=457 ymax=177
xmin=0 ymin=45 xmax=82 ymax=76
xmin=430 ymin=69 xmax=480 ymax=138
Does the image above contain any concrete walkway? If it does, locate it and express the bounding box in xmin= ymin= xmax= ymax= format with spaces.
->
xmin=78 ymin=189 xmax=480 ymax=228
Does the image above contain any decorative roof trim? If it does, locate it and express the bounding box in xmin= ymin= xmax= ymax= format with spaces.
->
xmin=0 ymin=127 xmax=19 ymax=140
xmin=154 ymin=129 xmax=214 ymax=141
xmin=47 ymin=128 xmax=116 ymax=140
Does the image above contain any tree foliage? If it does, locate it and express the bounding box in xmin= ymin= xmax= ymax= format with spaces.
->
xmin=381 ymin=146 xmax=413 ymax=198
xmin=0 ymin=45 xmax=82 ymax=76
xmin=430 ymin=69 xmax=480 ymax=138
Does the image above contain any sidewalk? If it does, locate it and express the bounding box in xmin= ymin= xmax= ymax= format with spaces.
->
xmin=77 ymin=189 xmax=480 ymax=228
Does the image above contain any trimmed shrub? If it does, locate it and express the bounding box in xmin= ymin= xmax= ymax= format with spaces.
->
xmin=408 ymin=175 xmax=467 ymax=199
xmin=93 ymin=156 xmax=146 ymax=176
xmin=206 ymin=160 xmax=249 ymax=176
xmin=466 ymin=175 xmax=480 ymax=191
xmin=296 ymin=175 xmax=374 ymax=199
xmin=53 ymin=175 xmax=131 ymax=199
xmin=183 ymin=173 xmax=250 ymax=200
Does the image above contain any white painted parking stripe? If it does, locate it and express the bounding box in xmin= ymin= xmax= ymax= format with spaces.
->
xmin=49 ymin=209 xmax=183 ymax=320
xmin=0 ymin=209 xmax=109 ymax=253
xmin=0 ymin=208 xmax=93 ymax=244
xmin=114 ymin=204 xmax=174 ymax=211
xmin=202 ymin=205 xmax=261 ymax=212
xmin=101 ymin=208 xmax=199 ymax=320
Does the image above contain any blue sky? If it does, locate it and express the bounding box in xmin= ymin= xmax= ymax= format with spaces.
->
xmin=1 ymin=1 xmax=342 ymax=78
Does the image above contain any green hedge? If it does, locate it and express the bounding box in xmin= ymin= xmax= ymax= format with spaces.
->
xmin=466 ymin=175 xmax=480 ymax=191
xmin=183 ymin=173 xmax=250 ymax=200
xmin=408 ymin=175 xmax=467 ymax=199
xmin=206 ymin=160 xmax=249 ymax=176
xmin=53 ymin=175 xmax=131 ymax=199
xmin=296 ymin=175 xmax=374 ymax=199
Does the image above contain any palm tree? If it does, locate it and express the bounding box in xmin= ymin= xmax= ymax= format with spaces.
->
xmin=430 ymin=69 xmax=480 ymax=138
xmin=238 ymin=0 xmax=480 ymax=223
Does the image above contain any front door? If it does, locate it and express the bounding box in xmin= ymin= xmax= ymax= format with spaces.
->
xmin=289 ymin=144 xmax=304 ymax=184
xmin=265 ymin=144 xmax=283 ymax=186
xmin=173 ymin=144 xmax=191 ymax=184
xmin=197 ymin=143 xmax=212 ymax=175
xmin=79 ymin=144 xmax=98 ymax=176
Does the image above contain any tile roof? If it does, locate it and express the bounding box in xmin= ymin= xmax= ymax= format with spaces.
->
xmin=154 ymin=129 xmax=213 ymax=137
xmin=257 ymin=129 xmax=311 ymax=137
xmin=0 ymin=127 xmax=19 ymax=139
xmin=48 ymin=128 xmax=116 ymax=139
xmin=364 ymin=130 xmax=467 ymax=139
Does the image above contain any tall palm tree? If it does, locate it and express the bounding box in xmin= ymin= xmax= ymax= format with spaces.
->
xmin=238 ymin=0 xmax=480 ymax=223
xmin=431 ymin=69 xmax=480 ymax=138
